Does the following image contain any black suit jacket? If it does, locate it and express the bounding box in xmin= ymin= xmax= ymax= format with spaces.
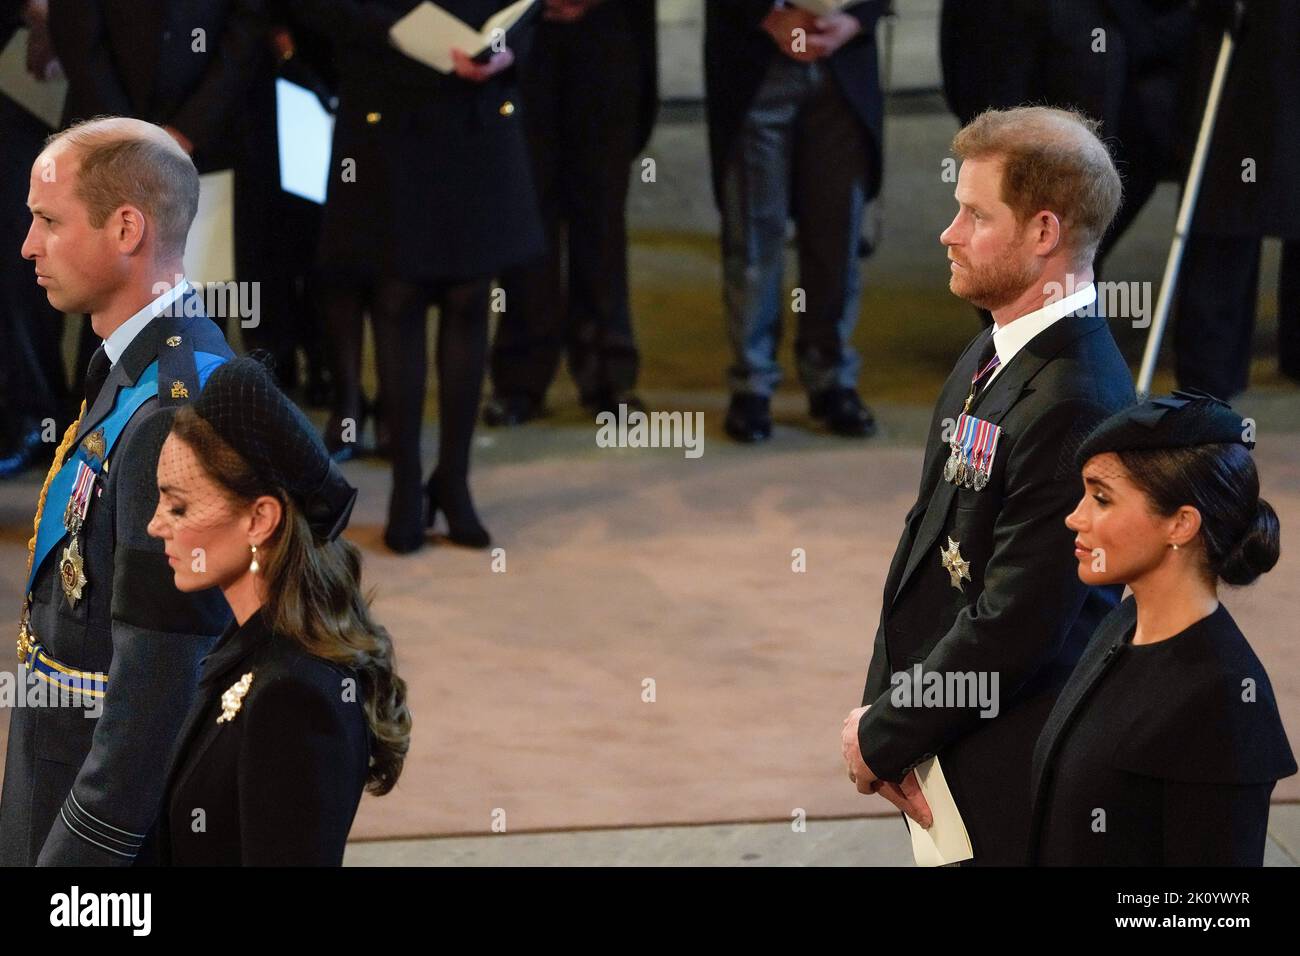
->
xmin=0 ymin=296 xmax=234 ymax=866
xmin=48 ymin=0 xmax=272 ymax=171
xmin=703 ymin=0 xmax=888 ymax=210
xmin=858 ymin=309 xmax=1135 ymax=865
xmin=1028 ymin=597 xmax=1297 ymax=865
xmin=159 ymin=607 xmax=370 ymax=866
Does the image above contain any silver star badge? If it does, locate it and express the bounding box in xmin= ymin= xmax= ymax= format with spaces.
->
xmin=939 ymin=536 xmax=972 ymax=592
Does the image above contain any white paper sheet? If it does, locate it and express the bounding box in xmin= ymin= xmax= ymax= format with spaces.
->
xmin=0 ymin=27 xmax=66 ymax=128
xmin=185 ymin=170 xmax=234 ymax=285
xmin=906 ymin=755 xmax=975 ymax=867
xmin=275 ymin=77 xmax=334 ymax=204
xmin=389 ymin=0 xmax=536 ymax=74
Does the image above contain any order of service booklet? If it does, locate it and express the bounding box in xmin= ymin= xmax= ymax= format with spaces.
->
xmin=389 ymin=0 xmax=537 ymax=75
xmin=906 ymin=755 xmax=974 ymax=866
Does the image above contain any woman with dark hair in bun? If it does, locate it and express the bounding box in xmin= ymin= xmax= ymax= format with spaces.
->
xmin=146 ymin=357 xmax=411 ymax=865
xmin=1028 ymin=389 xmax=1295 ymax=866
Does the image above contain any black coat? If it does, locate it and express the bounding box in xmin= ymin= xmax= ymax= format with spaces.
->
xmin=1029 ymin=597 xmax=1297 ymax=865
xmin=858 ymin=311 xmax=1136 ymax=866
xmin=159 ymin=607 xmax=371 ymax=866
xmin=47 ymin=0 xmax=273 ymax=173
xmin=703 ymin=0 xmax=888 ymax=210
xmin=298 ymin=0 xmax=545 ymax=281
xmin=1184 ymin=0 xmax=1300 ymax=239
xmin=0 ymin=297 xmax=234 ymax=866
xmin=940 ymin=0 xmax=1194 ymax=179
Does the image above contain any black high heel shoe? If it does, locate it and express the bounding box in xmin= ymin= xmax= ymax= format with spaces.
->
xmin=424 ymin=469 xmax=491 ymax=548
xmin=384 ymin=472 xmax=428 ymax=554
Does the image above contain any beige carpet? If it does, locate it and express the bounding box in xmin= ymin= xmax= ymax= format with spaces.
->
xmin=1 ymin=421 xmax=1297 ymax=840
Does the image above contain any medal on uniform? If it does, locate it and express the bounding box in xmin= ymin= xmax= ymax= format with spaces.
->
xmin=60 ymin=537 xmax=87 ymax=606
xmin=16 ymin=598 xmax=33 ymax=664
xmin=946 ymin=411 xmax=1002 ymax=492
xmin=939 ymin=536 xmax=972 ymax=591
xmin=59 ymin=460 xmax=98 ymax=606
xmin=973 ymin=418 xmax=1002 ymax=491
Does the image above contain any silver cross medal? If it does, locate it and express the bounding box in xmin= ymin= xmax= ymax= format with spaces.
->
xmin=940 ymin=536 xmax=971 ymax=591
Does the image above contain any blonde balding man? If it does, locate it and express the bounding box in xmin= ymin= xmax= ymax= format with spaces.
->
xmin=0 ymin=117 xmax=233 ymax=866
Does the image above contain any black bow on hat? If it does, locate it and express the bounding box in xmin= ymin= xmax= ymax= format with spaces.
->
xmin=190 ymin=356 xmax=359 ymax=541
xmin=1075 ymin=387 xmax=1254 ymax=469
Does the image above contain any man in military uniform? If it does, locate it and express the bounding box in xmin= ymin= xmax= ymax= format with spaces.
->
xmin=0 ymin=117 xmax=234 ymax=865
xmin=841 ymin=107 xmax=1136 ymax=865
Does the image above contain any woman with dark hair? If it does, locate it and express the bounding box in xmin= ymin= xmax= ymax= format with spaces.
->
xmin=299 ymin=0 xmax=545 ymax=553
xmin=147 ymin=357 xmax=411 ymax=865
xmin=1029 ymin=389 xmax=1295 ymax=866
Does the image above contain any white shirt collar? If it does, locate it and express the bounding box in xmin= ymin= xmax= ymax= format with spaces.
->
xmin=987 ymin=282 xmax=1096 ymax=383
xmin=102 ymin=278 xmax=191 ymax=367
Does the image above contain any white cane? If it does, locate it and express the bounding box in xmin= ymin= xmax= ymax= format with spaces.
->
xmin=1136 ymin=1 xmax=1246 ymax=396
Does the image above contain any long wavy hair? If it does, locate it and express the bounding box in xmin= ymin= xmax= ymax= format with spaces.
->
xmin=171 ymin=404 xmax=411 ymax=794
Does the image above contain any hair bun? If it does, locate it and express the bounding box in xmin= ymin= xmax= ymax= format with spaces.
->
xmin=1218 ymin=498 xmax=1281 ymax=586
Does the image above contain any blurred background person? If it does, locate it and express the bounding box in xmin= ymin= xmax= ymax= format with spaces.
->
xmin=48 ymin=0 xmax=272 ymax=395
xmin=705 ymin=0 xmax=889 ymax=443
xmin=0 ymin=0 xmax=68 ymax=477
xmin=300 ymin=0 xmax=544 ymax=554
xmin=940 ymin=0 xmax=1197 ymax=326
xmin=230 ymin=1 xmax=337 ymax=407
xmin=484 ymin=0 xmax=658 ymax=427
xmin=1171 ymin=0 xmax=1300 ymax=397
xmin=1032 ymin=391 xmax=1296 ymax=865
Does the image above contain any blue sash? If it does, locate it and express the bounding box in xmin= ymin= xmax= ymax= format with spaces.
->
xmin=27 ymin=351 xmax=227 ymax=594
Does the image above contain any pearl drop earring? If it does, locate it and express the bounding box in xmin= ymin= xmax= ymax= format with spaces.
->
xmin=249 ymin=545 xmax=259 ymax=573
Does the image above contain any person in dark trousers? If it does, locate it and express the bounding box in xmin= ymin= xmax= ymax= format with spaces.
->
xmin=705 ymin=0 xmax=888 ymax=442
xmin=842 ymin=108 xmax=1135 ymax=866
xmin=0 ymin=0 xmax=68 ymax=477
xmin=147 ymin=358 xmax=409 ymax=866
xmin=1031 ymin=390 xmax=1295 ymax=865
xmin=484 ymin=0 xmax=658 ymax=427
xmin=0 ymin=119 xmax=234 ymax=866
xmin=1172 ymin=0 xmax=1300 ymax=397
xmin=299 ymin=0 xmax=544 ymax=554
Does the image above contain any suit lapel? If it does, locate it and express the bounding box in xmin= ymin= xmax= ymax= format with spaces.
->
xmin=164 ymin=609 xmax=269 ymax=797
xmin=1028 ymin=599 xmax=1136 ymax=825
xmin=889 ymin=311 xmax=1106 ymax=611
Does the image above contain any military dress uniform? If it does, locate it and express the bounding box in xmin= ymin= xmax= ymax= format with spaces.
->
xmin=0 ymin=284 xmax=234 ymax=866
xmin=857 ymin=285 xmax=1136 ymax=866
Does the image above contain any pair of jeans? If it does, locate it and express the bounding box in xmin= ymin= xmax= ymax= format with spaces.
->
xmin=720 ymin=55 xmax=871 ymax=399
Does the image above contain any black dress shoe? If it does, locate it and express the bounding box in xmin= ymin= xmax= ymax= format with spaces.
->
xmin=724 ymin=393 xmax=773 ymax=443
xmin=482 ymin=392 xmax=544 ymax=427
xmin=809 ymin=387 xmax=877 ymax=437
xmin=425 ymin=469 xmax=491 ymax=548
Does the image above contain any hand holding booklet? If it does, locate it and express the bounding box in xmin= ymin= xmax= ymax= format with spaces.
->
xmin=905 ymin=755 xmax=974 ymax=866
xmin=389 ymin=0 xmax=537 ymax=75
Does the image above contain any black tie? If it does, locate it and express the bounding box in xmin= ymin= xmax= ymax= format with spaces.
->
xmin=85 ymin=345 xmax=112 ymax=405
xmin=972 ymin=330 xmax=1000 ymax=396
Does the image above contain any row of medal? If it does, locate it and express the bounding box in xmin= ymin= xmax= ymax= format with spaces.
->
xmin=943 ymin=412 xmax=1002 ymax=491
